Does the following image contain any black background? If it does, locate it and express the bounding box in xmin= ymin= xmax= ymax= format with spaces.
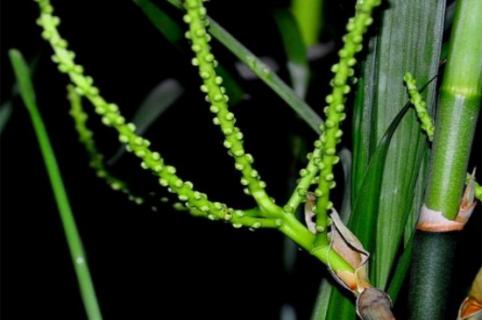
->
xmin=1 ymin=0 xmax=480 ymax=319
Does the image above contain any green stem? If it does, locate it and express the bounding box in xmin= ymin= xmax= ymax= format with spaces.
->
xmin=9 ymin=49 xmax=102 ymax=320
xmin=409 ymin=233 xmax=457 ymax=320
xmin=410 ymin=1 xmax=482 ymax=319
xmin=425 ymin=0 xmax=482 ymax=219
xmin=279 ymin=214 xmax=354 ymax=273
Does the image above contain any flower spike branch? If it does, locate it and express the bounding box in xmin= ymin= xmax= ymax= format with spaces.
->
xmin=287 ymin=0 xmax=382 ymax=224
xmin=313 ymin=0 xmax=381 ymax=233
xmin=285 ymin=137 xmax=325 ymax=215
xmin=403 ymin=73 xmax=435 ymax=141
xmin=181 ymin=0 xmax=281 ymax=217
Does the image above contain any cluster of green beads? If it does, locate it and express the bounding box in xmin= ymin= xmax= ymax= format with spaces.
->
xmin=314 ymin=0 xmax=382 ymax=231
xmin=34 ymin=0 xmax=281 ymax=229
xmin=182 ymin=0 xmax=280 ymax=217
xmin=404 ymin=72 xmax=435 ymax=141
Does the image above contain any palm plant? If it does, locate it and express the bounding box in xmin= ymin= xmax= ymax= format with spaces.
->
xmin=2 ymin=0 xmax=481 ymax=319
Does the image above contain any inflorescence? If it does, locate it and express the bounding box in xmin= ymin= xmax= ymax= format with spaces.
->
xmin=312 ymin=0 xmax=381 ymax=232
xmin=34 ymin=0 xmax=389 ymax=273
xmin=35 ymin=0 xmax=281 ymax=229
xmin=403 ymin=72 xmax=435 ymax=141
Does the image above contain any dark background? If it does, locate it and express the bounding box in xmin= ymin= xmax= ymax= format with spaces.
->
xmin=1 ymin=0 xmax=480 ymax=319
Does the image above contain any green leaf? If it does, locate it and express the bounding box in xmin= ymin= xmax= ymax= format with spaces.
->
xmin=325 ymin=104 xmax=412 ymax=319
xmin=1 ymin=53 xmax=41 ymax=135
xmin=273 ymin=8 xmax=310 ymax=98
xmin=9 ymin=48 xmax=103 ymax=320
xmin=109 ymin=78 xmax=183 ymax=164
xmin=387 ymin=237 xmax=413 ymax=300
xmin=134 ymin=0 xmax=183 ymax=45
xmin=383 ymin=148 xmax=429 ymax=302
xmin=311 ymin=279 xmax=333 ymax=320
xmin=291 ymin=0 xmax=323 ymax=47
xmin=9 ymin=50 xmax=37 ymax=111
xmin=0 ymin=102 xmax=13 ymax=135
xmin=351 ymin=103 xmax=411 ymax=253
xmin=351 ymin=0 xmax=445 ymax=290
xmin=163 ymin=0 xmax=323 ymax=133
xmin=129 ymin=79 xmax=183 ymax=135
xmin=339 ymin=148 xmax=352 ymax=222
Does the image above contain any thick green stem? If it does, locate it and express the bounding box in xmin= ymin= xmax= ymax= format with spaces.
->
xmin=279 ymin=214 xmax=354 ymax=273
xmin=410 ymin=1 xmax=482 ymax=319
xmin=409 ymin=233 xmax=457 ymax=319
xmin=425 ymin=0 xmax=482 ymax=219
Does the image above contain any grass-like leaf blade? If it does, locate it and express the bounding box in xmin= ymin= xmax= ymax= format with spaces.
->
xmin=351 ymin=0 xmax=445 ymax=290
xmin=0 ymin=102 xmax=13 ymax=135
xmin=134 ymin=0 xmax=183 ymax=45
xmin=9 ymin=49 xmax=103 ymax=320
xmin=273 ymin=8 xmax=310 ymax=98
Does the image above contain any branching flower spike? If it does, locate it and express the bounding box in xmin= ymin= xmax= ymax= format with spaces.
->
xmin=35 ymin=0 xmax=281 ymax=230
xmin=34 ymin=0 xmax=361 ymax=278
xmin=313 ymin=0 xmax=381 ymax=232
xmin=68 ymin=85 xmax=201 ymax=213
xmin=182 ymin=0 xmax=281 ymax=218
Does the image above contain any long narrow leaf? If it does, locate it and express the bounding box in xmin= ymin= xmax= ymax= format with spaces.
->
xmin=9 ymin=49 xmax=102 ymax=320
xmin=351 ymin=0 xmax=445 ymax=290
xmin=135 ymin=0 xmax=183 ymax=45
xmin=351 ymin=104 xmax=411 ymax=256
xmin=273 ymin=9 xmax=310 ymax=99
xmin=0 ymin=53 xmax=41 ymax=136
xmin=326 ymin=104 xmax=412 ymax=319
xmin=0 ymin=102 xmax=13 ymax=135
